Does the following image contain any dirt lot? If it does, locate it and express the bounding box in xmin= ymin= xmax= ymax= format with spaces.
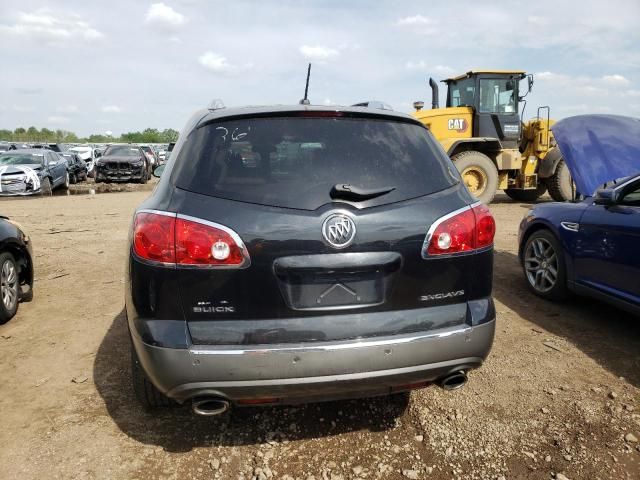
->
xmin=0 ymin=189 xmax=638 ymax=480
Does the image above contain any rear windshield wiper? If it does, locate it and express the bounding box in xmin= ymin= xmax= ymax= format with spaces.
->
xmin=330 ymin=184 xmax=396 ymax=201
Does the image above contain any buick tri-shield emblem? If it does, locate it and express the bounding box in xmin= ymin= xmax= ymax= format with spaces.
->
xmin=322 ymin=214 xmax=356 ymax=249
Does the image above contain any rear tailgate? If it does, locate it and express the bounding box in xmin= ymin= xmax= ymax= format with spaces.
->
xmin=172 ymin=187 xmax=492 ymax=345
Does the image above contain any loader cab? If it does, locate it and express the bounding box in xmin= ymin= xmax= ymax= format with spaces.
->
xmin=445 ymin=71 xmax=528 ymax=148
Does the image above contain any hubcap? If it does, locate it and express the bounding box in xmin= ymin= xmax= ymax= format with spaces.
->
xmin=1 ymin=260 xmax=18 ymax=311
xmin=461 ymin=167 xmax=487 ymax=195
xmin=524 ymin=238 xmax=558 ymax=293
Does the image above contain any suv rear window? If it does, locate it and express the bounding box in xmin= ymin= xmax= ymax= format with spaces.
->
xmin=173 ymin=115 xmax=459 ymax=210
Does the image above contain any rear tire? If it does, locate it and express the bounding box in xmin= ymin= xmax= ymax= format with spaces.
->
xmin=0 ymin=253 xmax=19 ymax=324
xmin=62 ymin=172 xmax=70 ymax=190
xmin=451 ymin=150 xmax=499 ymax=204
xmin=131 ymin=340 xmax=173 ymax=409
xmin=505 ymin=183 xmax=547 ymax=202
xmin=547 ymin=160 xmax=573 ymax=202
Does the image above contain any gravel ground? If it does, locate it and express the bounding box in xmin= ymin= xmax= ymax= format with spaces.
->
xmin=0 ymin=190 xmax=638 ymax=480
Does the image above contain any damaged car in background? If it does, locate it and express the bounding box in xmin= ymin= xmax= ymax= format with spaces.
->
xmin=95 ymin=145 xmax=151 ymax=184
xmin=0 ymin=149 xmax=70 ymax=195
xmin=59 ymin=152 xmax=88 ymax=184
xmin=69 ymin=146 xmax=98 ymax=178
xmin=519 ymin=115 xmax=640 ymax=315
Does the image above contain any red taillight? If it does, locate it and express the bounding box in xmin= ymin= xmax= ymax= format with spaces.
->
xmin=132 ymin=211 xmax=249 ymax=267
xmin=424 ymin=204 xmax=496 ymax=256
xmin=133 ymin=212 xmax=175 ymax=263
xmin=474 ymin=204 xmax=496 ymax=249
xmin=175 ymin=217 xmax=246 ymax=266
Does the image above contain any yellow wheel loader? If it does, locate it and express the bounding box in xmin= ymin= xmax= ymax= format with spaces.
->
xmin=412 ymin=70 xmax=571 ymax=203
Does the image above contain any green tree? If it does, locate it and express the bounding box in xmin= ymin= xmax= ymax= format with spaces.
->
xmin=14 ymin=127 xmax=26 ymax=141
xmin=141 ymin=128 xmax=161 ymax=143
xmin=63 ymin=131 xmax=79 ymax=143
xmin=87 ymin=134 xmax=109 ymax=143
xmin=0 ymin=129 xmax=13 ymax=141
xmin=41 ymin=128 xmax=54 ymax=141
xmin=161 ymin=128 xmax=179 ymax=142
xmin=26 ymin=126 xmax=39 ymax=142
xmin=3 ymin=126 xmax=180 ymax=144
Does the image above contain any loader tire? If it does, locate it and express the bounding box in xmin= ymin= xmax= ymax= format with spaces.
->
xmin=452 ymin=150 xmax=499 ymax=204
xmin=504 ymin=183 xmax=547 ymax=202
xmin=547 ymin=160 xmax=573 ymax=202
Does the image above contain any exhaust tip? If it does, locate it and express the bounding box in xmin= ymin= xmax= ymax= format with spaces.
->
xmin=192 ymin=397 xmax=230 ymax=416
xmin=439 ymin=371 xmax=467 ymax=391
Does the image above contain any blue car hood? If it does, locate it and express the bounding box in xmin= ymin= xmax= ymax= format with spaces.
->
xmin=551 ymin=115 xmax=640 ymax=197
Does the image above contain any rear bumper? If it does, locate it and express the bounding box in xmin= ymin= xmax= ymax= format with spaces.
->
xmin=130 ymin=318 xmax=495 ymax=404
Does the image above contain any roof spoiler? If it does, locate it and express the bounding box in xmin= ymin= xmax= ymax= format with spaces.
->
xmin=351 ymin=101 xmax=394 ymax=111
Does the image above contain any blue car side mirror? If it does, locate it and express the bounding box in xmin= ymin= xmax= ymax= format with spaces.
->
xmin=593 ymin=188 xmax=618 ymax=206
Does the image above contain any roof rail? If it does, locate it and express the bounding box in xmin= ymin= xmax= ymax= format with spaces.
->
xmin=352 ymin=101 xmax=394 ymax=111
xmin=208 ymin=99 xmax=226 ymax=111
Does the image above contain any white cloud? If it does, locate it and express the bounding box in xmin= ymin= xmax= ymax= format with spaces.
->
xmin=101 ymin=105 xmax=122 ymax=113
xmin=12 ymin=105 xmax=34 ymax=113
xmin=536 ymin=71 xmax=609 ymax=97
xmin=47 ymin=116 xmax=69 ymax=124
xmin=57 ymin=105 xmax=78 ymax=113
xmin=0 ymin=9 xmax=102 ymax=43
xmin=624 ymin=89 xmax=640 ymax=97
xmin=602 ymin=74 xmax=630 ymax=86
xmin=405 ymin=60 xmax=428 ymax=71
xmin=395 ymin=14 xmax=432 ymax=26
xmin=527 ymin=15 xmax=546 ymax=25
xmin=563 ymin=104 xmax=589 ymax=113
xmin=405 ymin=61 xmax=453 ymax=76
xmin=536 ymin=71 xmax=564 ymax=81
xmin=145 ymin=3 xmax=186 ymax=30
xmin=299 ymin=45 xmax=340 ymax=61
xmin=198 ymin=51 xmax=253 ymax=75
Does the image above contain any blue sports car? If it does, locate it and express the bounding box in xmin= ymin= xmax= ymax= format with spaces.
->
xmin=518 ymin=115 xmax=640 ymax=315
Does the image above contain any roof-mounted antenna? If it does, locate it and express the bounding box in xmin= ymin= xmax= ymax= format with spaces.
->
xmin=299 ymin=63 xmax=311 ymax=105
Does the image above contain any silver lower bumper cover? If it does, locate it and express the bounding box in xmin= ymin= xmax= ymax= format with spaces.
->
xmin=132 ymin=320 xmax=495 ymax=403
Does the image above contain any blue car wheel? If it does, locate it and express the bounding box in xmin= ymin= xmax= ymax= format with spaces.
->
xmin=523 ymin=230 xmax=568 ymax=300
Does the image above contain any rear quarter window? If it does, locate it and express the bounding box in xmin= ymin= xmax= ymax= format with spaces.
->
xmin=172 ymin=115 xmax=459 ymax=210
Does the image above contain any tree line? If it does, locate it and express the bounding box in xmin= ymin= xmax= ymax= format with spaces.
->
xmin=0 ymin=127 xmax=179 ymax=144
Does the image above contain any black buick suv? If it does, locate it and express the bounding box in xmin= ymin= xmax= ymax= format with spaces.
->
xmin=126 ymin=104 xmax=496 ymax=415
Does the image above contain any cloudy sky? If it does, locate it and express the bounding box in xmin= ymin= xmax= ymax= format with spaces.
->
xmin=1 ymin=0 xmax=639 ymax=136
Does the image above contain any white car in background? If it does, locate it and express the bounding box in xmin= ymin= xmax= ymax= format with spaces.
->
xmin=69 ymin=146 xmax=98 ymax=178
